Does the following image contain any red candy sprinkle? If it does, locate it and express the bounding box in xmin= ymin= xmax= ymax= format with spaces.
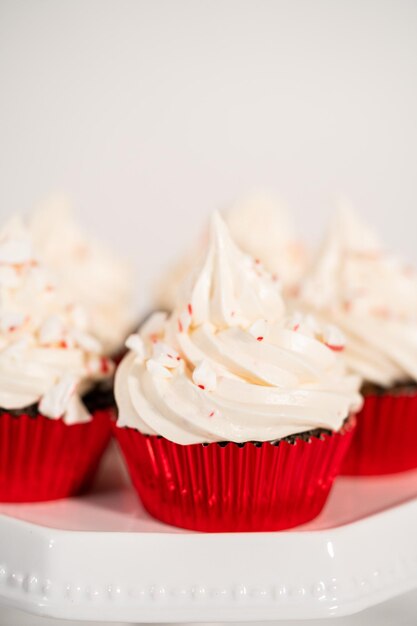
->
xmin=256 ymin=336 xmax=264 ymax=342
xmin=178 ymin=318 xmax=183 ymax=333
xmin=326 ymin=344 xmax=344 ymax=352
xmin=198 ymin=384 xmax=205 ymax=390
xmin=187 ymin=303 xmax=193 ymax=316
xmin=100 ymin=357 xmax=110 ymax=374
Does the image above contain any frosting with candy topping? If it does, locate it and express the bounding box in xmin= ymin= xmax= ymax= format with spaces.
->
xmin=116 ymin=212 xmax=361 ymax=444
xmin=223 ymin=193 xmax=307 ymax=294
xmin=300 ymin=206 xmax=417 ymax=387
xmin=154 ymin=193 xmax=307 ymax=310
xmin=30 ymin=198 xmax=135 ymax=354
xmin=0 ymin=218 xmax=113 ymax=424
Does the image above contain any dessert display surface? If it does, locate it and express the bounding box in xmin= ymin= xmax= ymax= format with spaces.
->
xmin=0 ymin=205 xmax=415 ymax=622
xmin=0 ymin=442 xmax=416 ymax=622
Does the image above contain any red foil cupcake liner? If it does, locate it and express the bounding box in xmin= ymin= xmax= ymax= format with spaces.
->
xmin=114 ymin=417 xmax=356 ymax=532
xmin=342 ymin=389 xmax=417 ymax=476
xmin=0 ymin=408 xmax=114 ymax=502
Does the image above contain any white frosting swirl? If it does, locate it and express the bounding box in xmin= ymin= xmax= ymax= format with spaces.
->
xmin=0 ymin=218 xmax=113 ymax=424
xmin=154 ymin=193 xmax=307 ymax=310
xmin=30 ymin=197 xmax=135 ymax=354
xmin=116 ymin=212 xmax=361 ymax=444
xmin=223 ymin=193 xmax=307 ymax=293
xmin=300 ymin=206 xmax=417 ymax=386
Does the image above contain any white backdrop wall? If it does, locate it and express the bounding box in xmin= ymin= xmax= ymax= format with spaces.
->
xmin=0 ymin=0 xmax=416 ymax=311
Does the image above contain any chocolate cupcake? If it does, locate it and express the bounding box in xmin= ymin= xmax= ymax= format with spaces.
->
xmin=0 ymin=217 xmax=114 ymax=501
xmin=300 ymin=205 xmax=417 ymax=475
xmin=114 ymin=213 xmax=360 ymax=532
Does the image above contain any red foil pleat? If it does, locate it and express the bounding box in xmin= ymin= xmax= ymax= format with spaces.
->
xmin=114 ymin=417 xmax=356 ymax=532
xmin=342 ymin=389 xmax=417 ymax=476
xmin=0 ymin=408 xmax=113 ymax=502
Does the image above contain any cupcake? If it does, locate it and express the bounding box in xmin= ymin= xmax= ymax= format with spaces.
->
xmin=30 ymin=197 xmax=136 ymax=357
xmin=0 ymin=218 xmax=114 ymax=501
xmin=154 ymin=192 xmax=307 ymax=310
xmin=300 ymin=206 xmax=417 ymax=475
xmin=114 ymin=212 xmax=360 ymax=532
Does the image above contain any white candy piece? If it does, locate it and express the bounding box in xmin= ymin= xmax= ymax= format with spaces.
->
xmin=323 ymin=324 xmax=346 ymax=350
xmin=304 ymin=313 xmax=322 ymax=336
xmin=126 ymin=333 xmax=146 ymax=360
xmin=146 ymin=358 xmax=172 ymax=378
xmin=152 ymin=341 xmax=181 ymax=368
xmin=287 ymin=311 xmax=321 ymax=338
xmin=69 ymin=304 xmax=89 ymax=330
xmin=64 ymin=394 xmax=92 ymax=425
xmin=286 ymin=311 xmax=303 ymax=331
xmin=39 ymin=315 xmax=64 ymax=345
xmin=192 ymin=360 xmax=217 ymax=391
xmin=248 ymin=319 xmax=268 ymax=340
xmin=2 ymin=334 xmax=31 ymax=357
xmin=0 ymin=310 xmax=26 ymax=333
xmin=177 ymin=307 xmax=192 ymax=333
xmin=71 ymin=329 xmax=102 ymax=353
xmin=85 ymin=354 xmax=113 ymax=376
xmin=39 ymin=374 xmax=78 ymax=419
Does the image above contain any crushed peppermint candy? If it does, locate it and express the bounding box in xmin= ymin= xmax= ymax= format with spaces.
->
xmin=63 ymin=394 xmax=92 ymax=424
xmin=177 ymin=306 xmax=192 ymax=334
xmin=152 ymin=341 xmax=181 ymax=369
xmin=39 ymin=374 xmax=78 ymax=419
xmin=192 ymin=360 xmax=217 ymax=392
xmin=2 ymin=334 xmax=31 ymax=357
xmin=126 ymin=333 xmax=146 ymax=360
xmin=248 ymin=319 xmax=268 ymax=342
xmin=146 ymin=358 xmax=172 ymax=378
xmin=0 ymin=311 xmax=26 ymax=333
xmin=285 ymin=312 xmax=322 ymax=339
xmin=70 ymin=329 xmax=102 ymax=353
xmin=68 ymin=304 xmax=89 ymax=330
xmin=100 ymin=356 xmax=112 ymax=374
xmin=323 ymin=324 xmax=346 ymax=352
xmin=39 ymin=315 xmax=65 ymax=345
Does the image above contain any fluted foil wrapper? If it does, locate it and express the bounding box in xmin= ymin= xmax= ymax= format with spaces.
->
xmin=0 ymin=408 xmax=113 ymax=502
xmin=115 ymin=417 xmax=356 ymax=532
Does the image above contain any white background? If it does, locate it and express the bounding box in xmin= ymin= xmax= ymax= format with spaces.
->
xmin=0 ymin=1 xmax=417 ymax=624
xmin=1 ymin=0 xmax=417 ymax=310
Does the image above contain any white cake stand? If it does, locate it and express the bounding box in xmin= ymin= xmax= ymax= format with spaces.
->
xmin=0 ymin=441 xmax=416 ymax=623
